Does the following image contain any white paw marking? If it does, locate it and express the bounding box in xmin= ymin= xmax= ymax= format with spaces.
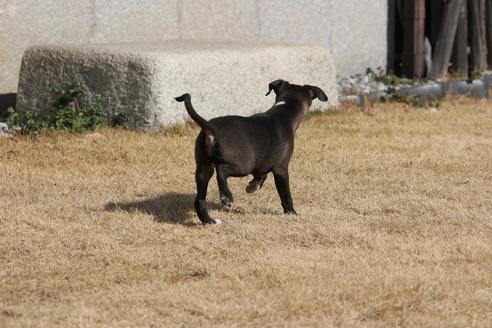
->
xmin=214 ymin=219 xmax=223 ymax=225
xmin=274 ymin=101 xmax=286 ymax=106
xmin=223 ymin=202 xmax=233 ymax=212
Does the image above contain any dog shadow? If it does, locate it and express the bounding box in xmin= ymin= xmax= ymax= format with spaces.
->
xmin=104 ymin=192 xmax=220 ymax=225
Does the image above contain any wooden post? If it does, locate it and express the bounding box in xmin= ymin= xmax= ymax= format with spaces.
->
xmin=402 ymin=0 xmax=426 ymax=78
xmin=469 ymin=0 xmax=488 ymax=72
xmin=387 ymin=0 xmax=397 ymax=73
xmin=451 ymin=0 xmax=469 ymax=77
xmin=486 ymin=0 xmax=492 ymax=68
xmin=428 ymin=0 xmax=444 ymax=48
xmin=430 ymin=0 xmax=464 ymax=79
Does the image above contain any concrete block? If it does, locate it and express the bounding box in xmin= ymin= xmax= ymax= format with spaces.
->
xmin=16 ymin=41 xmax=338 ymax=130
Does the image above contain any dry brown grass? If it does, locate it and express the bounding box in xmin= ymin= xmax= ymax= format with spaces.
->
xmin=1 ymin=97 xmax=492 ymax=327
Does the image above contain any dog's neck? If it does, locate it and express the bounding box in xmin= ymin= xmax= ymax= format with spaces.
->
xmin=272 ymin=97 xmax=310 ymax=131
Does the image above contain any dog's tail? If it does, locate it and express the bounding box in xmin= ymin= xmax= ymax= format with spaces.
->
xmin=175 ymin=93 xmax=215 ymax=132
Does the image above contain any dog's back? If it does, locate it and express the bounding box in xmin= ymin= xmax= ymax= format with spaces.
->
xmin=199 ymin=114 xmax=291 ymax=176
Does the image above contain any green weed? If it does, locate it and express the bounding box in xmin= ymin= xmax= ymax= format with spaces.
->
xmin=7 ymin=83 xmax=127 ymax=135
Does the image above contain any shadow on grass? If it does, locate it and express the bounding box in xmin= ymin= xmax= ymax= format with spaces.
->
xmin=104 ymin=192 xmax=221 ymax=225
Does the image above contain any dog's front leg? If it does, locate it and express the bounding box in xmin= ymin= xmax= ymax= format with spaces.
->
xmin=216 ymin=165 xmax=234 ymax=211
xmin=195 ymin=163 xmax=221 ymax=224
xmin=273 ymin=167 xmax=297 ymax=215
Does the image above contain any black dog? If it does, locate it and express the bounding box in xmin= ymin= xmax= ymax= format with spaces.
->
xmin=175 ymin=79 xmax=328 ymax=224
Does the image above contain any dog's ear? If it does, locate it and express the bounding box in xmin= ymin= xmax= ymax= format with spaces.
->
xmin=265 ymin=79 xmax=289 ymax=96
xmin=306 ymin=85 xmax=328 ymax=102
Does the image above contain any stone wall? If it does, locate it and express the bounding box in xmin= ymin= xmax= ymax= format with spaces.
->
xmin=0 ymin=0 xmax=388 ymax=94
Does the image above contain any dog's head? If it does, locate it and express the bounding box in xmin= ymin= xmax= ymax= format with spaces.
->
xmin=265 ymin=79 xmax=328 ymax=106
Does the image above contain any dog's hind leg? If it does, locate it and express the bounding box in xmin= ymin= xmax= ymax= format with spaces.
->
xmin=195 ymin=163 xmax=221 ymax=224
xmin=272 ymin=167 xmax=297 ymax=215
xmin=216 ymin=165 xmax=234 ymax=211
xmin=245 ymin=174 xmax=268 ymax=193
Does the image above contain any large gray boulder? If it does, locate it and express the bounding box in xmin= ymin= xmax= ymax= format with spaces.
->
xmin=16 ymin=41 xmax=338 ymax=130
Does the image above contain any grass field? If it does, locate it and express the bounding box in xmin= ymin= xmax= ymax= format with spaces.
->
xmin=1 ymin=98 xmax=491 ymax=327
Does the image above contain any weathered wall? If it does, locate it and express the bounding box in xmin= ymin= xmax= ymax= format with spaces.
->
xmin=0 ymin=0 xmax=388 ymax=94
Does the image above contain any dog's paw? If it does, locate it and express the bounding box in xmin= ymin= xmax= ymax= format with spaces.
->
xmin=221 ymin=202 xmax=233 ymax=212
xmin=220 ymin=195 xmax=233 ymax=211
xmin=204 ymin=218 xmax=223 ymax=225
xmin=245 ymin=182 xmax=260 ymax=194
xmin=284 ymin=209 xmax=298 ymax=215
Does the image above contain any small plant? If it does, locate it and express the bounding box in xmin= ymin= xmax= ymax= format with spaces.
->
xmin=368 ymin=67 xmax=420 ymax=87
xmin=110 ymin=111 xmax=129 ymax=128
xmin=387 ymin=89 xmax=439 ymax=109
xmin=448 ymin=69 xmax=467 ymax=81
xmin=470 ymin=69 xmax=485 ymax=80
xmin=7 ymin=108 xmax=46 ymax=134
xmin=7 ymin=83 xmax=128 ymax=135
